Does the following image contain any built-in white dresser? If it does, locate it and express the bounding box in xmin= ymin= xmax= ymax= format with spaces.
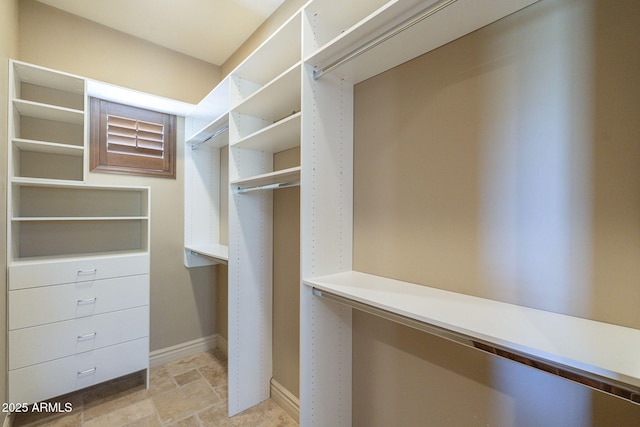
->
xmin=6 ymin=60 xmax=150 ymax=404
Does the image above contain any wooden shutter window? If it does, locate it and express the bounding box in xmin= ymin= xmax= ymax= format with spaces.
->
xmin=91 ymin=98 xmax=176 ymax=178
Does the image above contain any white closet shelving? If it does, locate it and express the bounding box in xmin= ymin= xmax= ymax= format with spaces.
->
xmin=226 ymin=9 xmax=303 ymax=417
xmin=297 ymin=0 xmax=640 ymax=425
xmin=184 ymin=78 xmax=230 ymax=267
xmin=6 ymin=60 xmax=151 ymax=405
xmin=180 ymin=0 xmax=640 ymax=423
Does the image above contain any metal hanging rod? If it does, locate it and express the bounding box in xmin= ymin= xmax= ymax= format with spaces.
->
xmin=313 ymin=0 xmax=459 ymax=80
xmin=237 ymin=181 xmax=300 ymax=194
xmin=312 ymin=287 xmax=640 ymax=406
xmin=191 ymin=125 xmax=229 ymax=150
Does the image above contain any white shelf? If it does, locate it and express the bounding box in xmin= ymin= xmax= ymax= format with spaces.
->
xmin=13 ymin=138 xmax=83 ymax=157
xmin=232 ymin=112 xmax=301 ymax=153
xmin=304 ymin=271 xmax=640 ymax=391
xmin=232 ymin=63 xmax=301 ymax=122
xmin=307 ymin=0 xmax=540 ymax=84
xmin=11 ymin=179 xmax=149 ymax=191
xmin=233 ymin=11 xmax=302 ymax=86
xmin=12 ymin=60 xmax=85 ymax=95
xmin=185 ymin=244 xmax=229 ymax=264
xmin=13 ymin=99 xmax=84 ymax=124
xmin=231 ymin=166 xmax=301 ymax=190
xmin=186 ymin=113 xmax=229 ymax=147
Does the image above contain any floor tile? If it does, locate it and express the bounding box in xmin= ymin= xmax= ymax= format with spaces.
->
xmin=83 ymin=399 xmax=155 ymax=427
xmin=152 ymin=378 xmax=220 ymax=424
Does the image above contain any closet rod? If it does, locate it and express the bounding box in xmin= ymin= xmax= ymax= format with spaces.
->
xmin=191 ymin=125 xmax=229 ymax=150
xmin=313 ymin=0 xmax=458 ymax=80
xmin=237 ymin=181 xmax=300 ymax=194
xmin=312 ymin=287 xmax=640 ymax=405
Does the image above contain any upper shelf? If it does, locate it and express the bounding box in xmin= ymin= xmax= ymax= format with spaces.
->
xmin=12 ymin=60 xmax=85 ymax=95
xmin=305 ymin=271 xmax=640 ymax=403
xmin=231 ymin=63 xmax=301 ymax=121
xmin=233 ymin=11 xmax=302 ymax=87
xmin=306 ymin=0 xmax=540 ymax=84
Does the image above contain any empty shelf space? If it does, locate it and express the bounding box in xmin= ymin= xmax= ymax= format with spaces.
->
xmin=305 ymin=270 xmax=640 ymax=401
xmin=232 ymin=112 xmax=301 ymax=153
xmin=185 ymin=244 xmax=229 ymax=264
xmin=232 ymin=63 xmax=301 ymax=121
xmin=231 ymin=166 xmax=301 ymax=192
xmin=233 ymin=12 xmax=302 ymax=86
xmin=13 ymin=99 xmax=84 ymax=124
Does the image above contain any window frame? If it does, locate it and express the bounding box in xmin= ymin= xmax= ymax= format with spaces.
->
xmin=90 ymin=97 xmax=177 ymax=178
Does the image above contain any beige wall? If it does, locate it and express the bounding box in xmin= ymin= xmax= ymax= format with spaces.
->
xmin=19 ymin=0 xmax=220 ymax=104
xmin=352 ymin=0 xmax=640 ymax=424
xmin=16 ymin=0 xmax=221 ymax=352
xmin=0 ymin=0 xmax=20 ymax=418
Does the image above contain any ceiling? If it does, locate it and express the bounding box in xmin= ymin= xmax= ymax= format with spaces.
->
xmin=37 ymin=0 xmax=285 ymax=66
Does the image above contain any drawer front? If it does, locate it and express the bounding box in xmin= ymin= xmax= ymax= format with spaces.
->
xmin=9 ymin=253 xmax=150 ymax=290
xmin=8 ymin=337 xmax=148 ymax=405
xmin=9 ymin=274 xmax=149 ymax=330
xmin=9 ymin=306 xmax=149 ymax=370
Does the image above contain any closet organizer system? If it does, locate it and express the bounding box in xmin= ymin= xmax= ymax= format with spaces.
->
xmin=185 ymin=0 xmax=640 ymax=424
xmin=6 ymin=61 xmax=151 ymax=404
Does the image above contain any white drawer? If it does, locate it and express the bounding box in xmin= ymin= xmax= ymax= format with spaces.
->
xmin=9 ymin=253 xmax=150 ymax=290
xmin=9 ymin=274 xmax=149 ymax=330
xmin=8 ymin=337 xmax=148 ymax=405
xmin=9 ymin=306 xmax=149 ymax=370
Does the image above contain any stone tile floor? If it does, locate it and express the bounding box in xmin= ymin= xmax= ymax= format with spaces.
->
xmin=12 ymin=349 xmax=297 ymax=426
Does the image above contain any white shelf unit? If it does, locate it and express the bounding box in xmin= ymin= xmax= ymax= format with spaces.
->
xmin=179 ymin=0 xmax=640 ymax=422
xmin=184 ymin=78 xmax=230 ymax=267
xmin=6 ymin=61 xmax=152 ymax=405
xmin=296 ymin=0 xmax=640 ymax=425
xmin=9 ymin=61 xmax=86 ymax=183
xmin=8 ymin=181 xmax=150 ymax=262
xmin=226 ymin=10 xmax=303 ymax=417
xmin=305 ymin=272 xmax=640 ymax=393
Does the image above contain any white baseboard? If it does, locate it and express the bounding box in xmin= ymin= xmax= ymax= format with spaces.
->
xmin=149 ymin=334 xmax=218 ymax=367
xmin=270 ymin=378 xmax=300 ymax=423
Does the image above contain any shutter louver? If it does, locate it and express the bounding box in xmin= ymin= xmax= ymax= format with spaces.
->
xmin=107 ymin=115 xmax=165 ymax=159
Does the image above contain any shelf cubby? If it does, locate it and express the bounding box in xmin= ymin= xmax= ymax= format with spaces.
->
xmin=230 ymin=12 xmax=302 ymax=104
xmin=231 ymin=63 xmax=301 ymax=123
xmin=231 ymin=112 xmax=300 ymax=153
xmin=8 ymin=181 xmax=150 ymax=262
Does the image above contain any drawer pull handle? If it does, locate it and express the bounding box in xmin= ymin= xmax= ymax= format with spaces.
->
xmin=77 ymin=332 xmax=97 ymax=340
xmin=77 ymin=269 xmax=97 ymax=276
xmin=77 ymin=297 xmax=97 ymax=305
xmin=77 ymin=367 xmax=97 ymax=376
